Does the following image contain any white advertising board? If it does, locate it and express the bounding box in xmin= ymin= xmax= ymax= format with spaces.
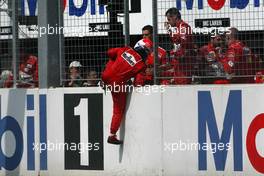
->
xmin=0 ymin=85 xmax=263 ymax=175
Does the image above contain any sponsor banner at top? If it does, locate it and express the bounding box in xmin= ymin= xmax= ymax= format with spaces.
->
xmin=1 ymin=0 xmax=263 ymax=39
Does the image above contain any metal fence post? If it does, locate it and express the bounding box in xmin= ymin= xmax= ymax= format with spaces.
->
xmin=11 ymin=0 xmax=19 ymax=88
xmin=124 ymin=0 xmax=130 ymax=46
xmin=152 ymin=0 xmax=159 ymax=85
xmin=58 ymin=0 xmax=65 ymax=86
xmin=38 ymin=0 xmax=62 ymax=88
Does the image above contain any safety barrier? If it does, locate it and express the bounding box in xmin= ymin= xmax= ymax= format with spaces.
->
xmin=0 ymin=85 xmax=263 ymax=175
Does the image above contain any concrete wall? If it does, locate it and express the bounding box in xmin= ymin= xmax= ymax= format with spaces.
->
xmin=0 ymin=85 xmax=263 ymax=175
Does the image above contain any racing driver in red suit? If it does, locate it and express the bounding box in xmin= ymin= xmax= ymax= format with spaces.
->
xmin=101 ymin=38 xmax=153 ymax=145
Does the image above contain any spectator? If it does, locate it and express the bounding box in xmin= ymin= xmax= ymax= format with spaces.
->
xmin=83 ymin=70 xmax=99 ymax=87
xmin=165 ymin=7 xmax=194 ymax=84
xmin=199 ymin=32 xmax=229 ymax=84
xmin=142 ymin=25 xmax=153 ymax=41
xmin=223 ymin=27 xmax=261 ymax=83
xmin=134 ymin=57 xmax=154 ymax=86
xmin=0 ymin=70 xmax=13 ymax=88
xmin=254 ymin=70 xmax=264 ymax=83
xmin=134 ymin=25 xmax=167 ymax=86
xmin=142 ymin=25 xmax=169 ymax=65
xmin=18 ymin=54 xmax=38 ymax=88
xmin=67 ymin=61 xmax=83 ymax=87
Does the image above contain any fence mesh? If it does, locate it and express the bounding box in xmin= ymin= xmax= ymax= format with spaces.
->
xmin=0 ymin=0 xmax=264 ymax=88
xmin=62 ymin=0 xmax=125 ymax=87
xmin=0 ymin=0 xmax=38 ymax=88
xmin=157 ymin=0 xmax=264 ymax=84
xmin=0 ymin=0 xmax=13 ymax=88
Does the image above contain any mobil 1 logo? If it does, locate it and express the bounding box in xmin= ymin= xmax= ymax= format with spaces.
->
xmin=64 ymin=94 xmax=103 ymax=170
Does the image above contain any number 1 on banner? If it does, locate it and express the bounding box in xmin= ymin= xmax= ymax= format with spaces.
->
xmin=74 ymin=98 xmax=89 ymax=166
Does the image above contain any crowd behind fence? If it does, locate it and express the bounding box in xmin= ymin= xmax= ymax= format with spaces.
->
xmin=0 ymin=0 xmax=263 ymax=88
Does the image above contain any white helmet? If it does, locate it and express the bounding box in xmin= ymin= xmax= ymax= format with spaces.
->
xmin=133 ymin=38 xmax=153 ymax=60
xmin=69 ymin=61 xmax=82 ymax=68
xmin=134 ymin=38 xmax=153 ymax=53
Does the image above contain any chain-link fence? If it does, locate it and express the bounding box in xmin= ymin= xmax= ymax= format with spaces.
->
xmin=156 ymin=0 xmax=264 ymax=84
xmin=0 ymin=0 xmax=264 ymax=88
xmin=0 ymin=0 xmax=11 ymax=87
xmin=0 ymin=0 xmax=14 ymax=88
xmin=0 ymin=0 xmax=38 ymax=88
xmin=62 ymin=0 xmax=125 ymax=87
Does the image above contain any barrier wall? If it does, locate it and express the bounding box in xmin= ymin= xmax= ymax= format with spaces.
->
xmin=0 ymin=85 xmax=263 ymax=176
